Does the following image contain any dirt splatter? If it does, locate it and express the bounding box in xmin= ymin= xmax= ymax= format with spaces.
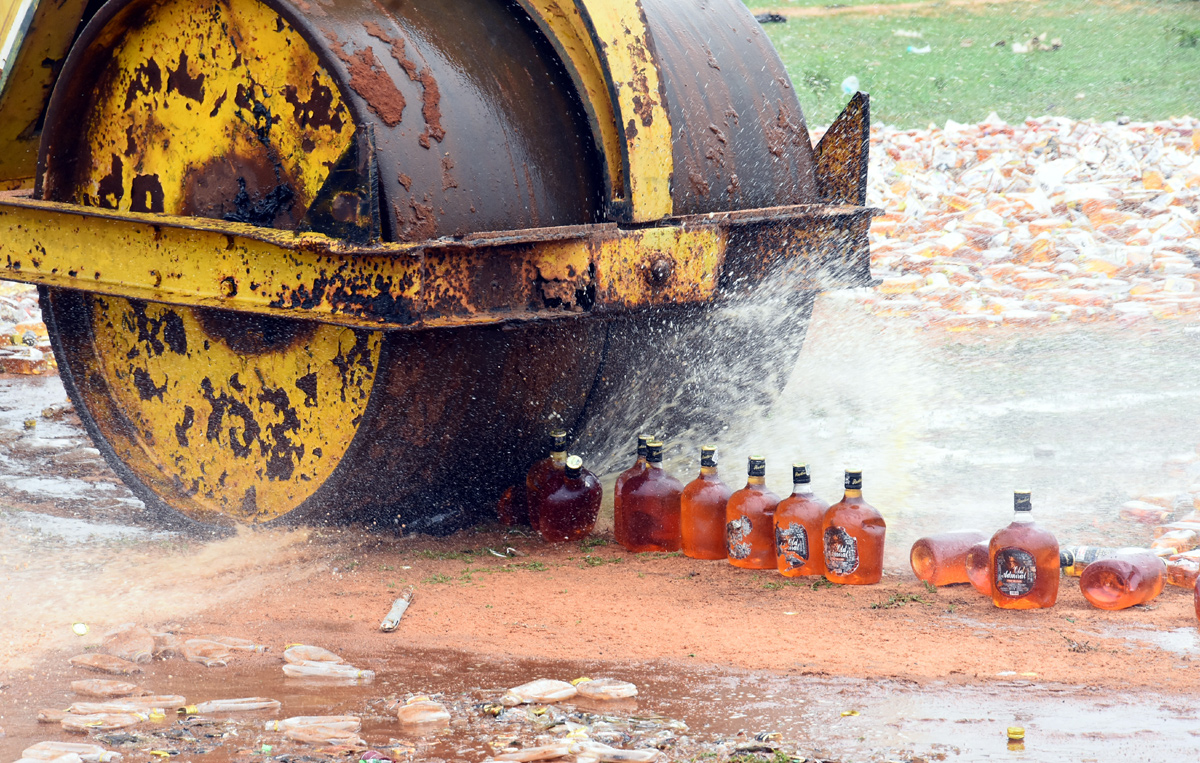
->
xmin=362 ymin=22 xmax=445 ymax=148
xmin=441 ymin=155 xmax=457 ymax=190
xmin=325 ymin=31 xmax=406 ymax=127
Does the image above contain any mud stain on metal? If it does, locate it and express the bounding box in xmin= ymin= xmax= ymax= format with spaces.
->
xmin=361 ymin=21 xmax=445 ymax=148
xmin=324 ymin=31 xmax=406 ymax=127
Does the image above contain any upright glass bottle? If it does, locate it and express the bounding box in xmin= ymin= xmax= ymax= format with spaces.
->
xmin=680 ymin=446 xmax=733 ymax=560
xmin=614 ymin=435 xmax=651 ymax=546
xmin=726 ymin=456 xmax=781 ymax=570
xmin=822 ymin=469 xmax=886 ymax=585
xmin=990 ymin=490 xmax=1059 ymax=610
xmin=525 ymin=429 xmax=567 ymax=529
xmin=774 ymin=464 xmax=829 ymax=577
xmin=621 ymin=441 xmax=683 ymax=552
xmin=539 ymin=455 xmax=603 ymax=543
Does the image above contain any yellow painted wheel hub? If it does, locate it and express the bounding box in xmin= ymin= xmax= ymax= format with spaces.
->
xmin=41 ymin=0 xmax=381 ymax=525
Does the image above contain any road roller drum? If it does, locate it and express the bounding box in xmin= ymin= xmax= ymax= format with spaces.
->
xmin=0 ymin=0 xmax=876 ymax=531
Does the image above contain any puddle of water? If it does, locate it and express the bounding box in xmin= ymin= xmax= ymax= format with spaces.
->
xmin=1099 ymin=623 xmax=1200 ymax=657
xmin=3 ymin=648 xmax=1200 ymax=762
xmin=6 ymin=511 xmax=175 ymax=543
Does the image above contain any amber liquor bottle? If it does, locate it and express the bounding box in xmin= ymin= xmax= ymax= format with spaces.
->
xmin=1079 ymin=551 xmax=1165 ymax=610
xmin=680 ymin=446 xmax=733 ymax=560
xmin=964 ymin=540 xmax=991 ymax=595
xmin=726 ymin=456 xmax=781 ymax=570
xmin=822 ymin=469 xmax=886 ymax=585
xmin=614 ymin=434 xmax=651 ymax=547
xmin=621 ymin=440 xmax=683 ymax=552
xmin=775 ymin=464 xmax=829 ymax=577
xmin=539 ymin=455 xmax=603 ymax=543
xmin=910 ymin=530 xmax=988 ymax=587
xmin=525 ymin=429 xmax=568 ymax=529
xmin=990 ymin=490 xmax=1059 ymax=610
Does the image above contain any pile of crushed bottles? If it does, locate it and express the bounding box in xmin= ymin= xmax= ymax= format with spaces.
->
xmin=501 ymin=431 xmax=886 ymax=586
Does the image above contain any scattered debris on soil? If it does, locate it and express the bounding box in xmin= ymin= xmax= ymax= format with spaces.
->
xmin=860 ymin=115 xmax=1200 ymax=328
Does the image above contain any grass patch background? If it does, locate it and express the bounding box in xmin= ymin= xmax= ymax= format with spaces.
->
xmin=744 ymin=0 xmax=1200 ymax=127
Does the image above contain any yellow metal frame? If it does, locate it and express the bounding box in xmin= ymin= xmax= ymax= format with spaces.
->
xmin=517 ymin=0 xmax=673 ymax=223
xmin=0 ymin=193 xmax=873 ymax=329
xmin=0 ymin=0 xmax=88 ymax=188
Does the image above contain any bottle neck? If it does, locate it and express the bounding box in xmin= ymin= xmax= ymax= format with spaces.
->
xmin=792 ymin=482 xmax=814 ymax=496
xmin=699 ymin=466 xmax=718 ymax=477
xmin=1013 ymin=510 xmax=1033 ymax=523
xmin=551 ymin=450 xmax=567 ymax=463
xmin=647 ymin=460 xmax=663 ymax=472
xmin=747 ymin=475 xmax=765 ymax=487
xmin=843 ymin=488 xmax=862 ymax=499
xmin=635 ymin=455 xmax=647 ymax=467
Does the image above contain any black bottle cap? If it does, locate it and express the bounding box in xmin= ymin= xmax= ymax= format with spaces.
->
xmin=1014 ymin=490 xmax=1032 ymax=512
xmin=550 ymin=429 xmax=568 ymax=451
xmin=565 ymin=455 xmax=583 ymax=479
xmin=700 ymin=445 xmax=717 ymax=467
xmin=845 ymin=469 xmax=863 ymax=490
xmin=637 ymin=434 xmax=651 ymax=456
xmin=792 ymin=463 xmax=810 ymax=484
xmin=646 ymin=440 xmax=664 ymax=463
xmin=748 ymin=456 xmax=766 ymax=477
xmin=1059 ymin=548 xmax=1074 ymax=568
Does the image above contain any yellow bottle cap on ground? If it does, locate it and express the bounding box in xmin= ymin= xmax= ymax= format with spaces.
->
xmin=1007 ymin=726 xmax=1025 ymax=740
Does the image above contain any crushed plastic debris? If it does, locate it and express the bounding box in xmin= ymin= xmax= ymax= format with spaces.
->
xmin=379 ymin=586 xmax=415 ymax=632
xmin=855 ymin=115 xmax=1200 ymax=328
xmin=501 ymin=679 xmax=578 ymax=706
xmin=68 ymin=654 xmax=143 ymax=675
xmin=574 ymin=679 xmax=639 ymax=701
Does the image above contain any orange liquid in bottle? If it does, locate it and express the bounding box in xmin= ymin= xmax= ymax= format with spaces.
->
xmin=1079 ymin=551 xmax=1165 ymax=610
xmin=525 ymin=429 xmax=568 ymax=528
xmin=726 ymin=456 xmax=781 ymax=570
xmin=775 ymin=464 xmax=829 ymax=577
xmin=539 ymin=456 xmax=603 ymax=543
xmin=822 ymin=469 xmax=885 ymax=585
xmin=613 ymin=435 xmax=650 ymax=547
xmin=680 ymin=446 xmax=733 ymax=560
xmin=910 ymin=530 xmax=987 ymax=587
xmin=964 ymin=540 xmax=991 ymax=595
xmin=621 ymin=440 xmax=683 ymax=552
xmin=990 ymin=490 xmax=1059 ymax=610
xmin=1194 ymin=576 xmax=1200 ymax=621
xmin=496 ymin=483 xmax=528 ymax=527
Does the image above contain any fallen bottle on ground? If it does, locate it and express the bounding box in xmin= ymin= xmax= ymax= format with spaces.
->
xmin=574 ymin=678 xmax=638 ymax=700
xmin=22 ymin=742 xmax=122 ymax=763
xmin=69 ymin=680 xmax=145 ymax=698
xmin=68 ymin=654 xmax=142 ymax=675
xmin=180 ymin=697 xmax=282 ymax=714
xmin=1080 ymin=551 xmax=1166 ymax=610
xmin=501 ymin=679 xmax=577 ymax=706
xmin=181 ymin=639 xmax=233 ymax=667
xmin=282 ymin=661 xmax=375 ymax=681
xmin=910 ymin=530 xmax=988 ymax=586
xmin=100 ymin=624 xmax=155 ymax=665
xmin=393 ymin=697 xmax=451 ymax=725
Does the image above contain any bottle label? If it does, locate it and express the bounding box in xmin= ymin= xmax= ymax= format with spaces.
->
xmin=994 ymin=547 xmax=1038 ymax=597
xmin=776 ymin=523 xmax=810 ymax=568
xmin=824 ymin=526 xmax=859 ymax=575
xmin=726 ymin=516 xmax=753 ymax=560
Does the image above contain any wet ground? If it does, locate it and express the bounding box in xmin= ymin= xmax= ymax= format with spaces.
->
xmin=4 ymin=645 xmax=1200 ymax=763
xmin=5 ymin=296 xmax=1200 ymax=762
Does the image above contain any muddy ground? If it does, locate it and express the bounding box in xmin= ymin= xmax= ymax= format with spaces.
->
xmin=5 ymin=302 xmax=1200 ymax=761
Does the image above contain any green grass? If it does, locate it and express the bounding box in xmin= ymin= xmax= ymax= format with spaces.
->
xmin=744 ymin=0 xmax=1200 ymax=126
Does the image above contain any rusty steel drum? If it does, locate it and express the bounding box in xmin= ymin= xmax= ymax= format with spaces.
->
xmin=0 ymin=0 xmax=874 ymax=531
